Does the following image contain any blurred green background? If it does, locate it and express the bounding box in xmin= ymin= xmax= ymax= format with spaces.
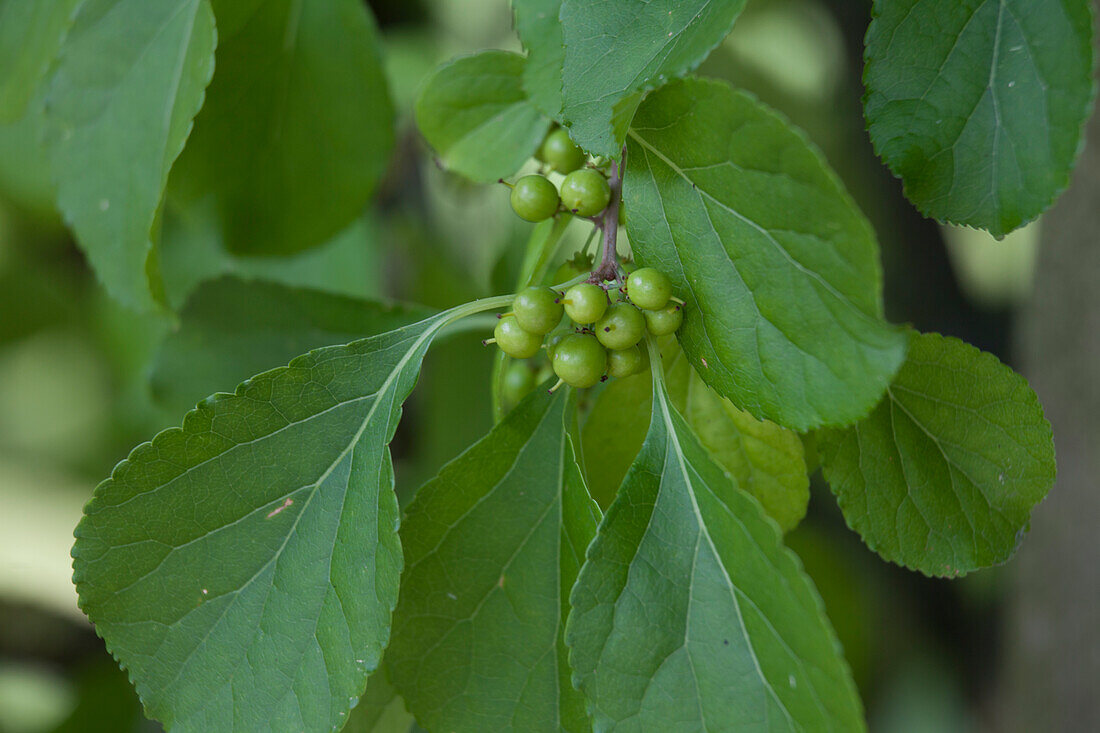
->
xmin=0 ymin=0 xmax=1096 ymax=731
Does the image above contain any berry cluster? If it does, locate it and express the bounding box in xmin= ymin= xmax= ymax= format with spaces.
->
xmin=507 ymin=128 xmax=613 ymax=222
xmin=487 ymin=268 xmax=684 ymax=392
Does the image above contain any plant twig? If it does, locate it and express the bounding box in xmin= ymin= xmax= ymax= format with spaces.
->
xmin=587 ymin=146 xmax=626 ymax=284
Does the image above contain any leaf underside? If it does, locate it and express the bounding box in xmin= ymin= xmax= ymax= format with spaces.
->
xmin=818 ymin=331 xmax=1056 ymax=577
xmin=863 ymin=0 xmax=1095 ymax=236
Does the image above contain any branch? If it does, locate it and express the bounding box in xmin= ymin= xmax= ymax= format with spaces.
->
xmin=587 ymin=147 xmax=626 ymax=284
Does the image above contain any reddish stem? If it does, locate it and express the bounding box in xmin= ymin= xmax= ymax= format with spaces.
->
xmin=587 ymin=147 xmax=626 ymax=284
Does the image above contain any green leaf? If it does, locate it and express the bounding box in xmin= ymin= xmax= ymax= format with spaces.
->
xmin=864 ymin=0 xmax=1095 ymax=237
xmin=72 ymin=310 xmax=469 ymax=731
xmin=625 ymin=77 xmax=908 ymax=431
xmin=415 ymin=51 xmax=551 ymax=183
xmin=579 ymin=369 xmax=652 ymax=509
xmin=665 ymin=348 xmax=809 ymax=533
xmin=0 ymin=0 xmax=81 ymax=122
xmin=559 ymin=0 xmax=747 ymax=157
xmin=150 ymin=277 xmax=435 ymax=415
xmin=567 ymin=347 xmax=864 ymax=731
xmin=818 ymin=331 xmax=1056 ymax=577
xmin=387 ymin=389 xmax=598 ymax=733
xmin=345 ymin=669 xmax=416 ymax=733
xmin=158 ymin=206 xmax=387 ymax=310
xmin=44 ymin=0 xmax=216 ymax=309
xmin=168 ymin=0 xmax=394 ymax=255
xmin=512 ymin=0 xmax=564 ymax=118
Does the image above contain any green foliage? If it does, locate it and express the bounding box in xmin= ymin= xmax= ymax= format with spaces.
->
xmin=626 ymin=78 xmax=908 ymax=431
xmin=818 ymin=332 xmax=1056 ymax=577
xmin=150 ymin=277 xmax=434 ymax=414
xmin=864 ymin=0 xmax=1095 ymax=237
xmin=44 ymin=0 xmax=216 ymax=309
xmin=415 ymin=51 xmax=550 ymax=183
xmin=559 ymin=0 xmax=748 ymax=157
xmin=167 ymin=0 xmax=394 ymax=255
xmin=387 ymin=389 xmax=597 ymax=732
xmin=72 ymin=312 xmax=467 ymax=731
xmin=566 ymin=347 xmax=864 ymax=731
xmin=512 ymin=0 xmax=564 ymax=118
xmin=0 ymin=0 xmax=81 ymax=122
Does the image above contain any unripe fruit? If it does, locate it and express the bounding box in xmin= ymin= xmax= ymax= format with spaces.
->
xmin=510 ymin=175 xmax=559 ymax=222
xmin=607 ymin=344 xmax=646 ymax=378
xmin=513 ymin=286 xmax=563 ymax=334
xmin=562 ymin=283 xmax=608 ymax=324
xmin=539 ymin=129 xmax=586 ymax=174
xmin=644 ymin=303 xmax=683 ymax=336
xmin=493 ymin=315 xmax=542 ymax=358
xmin=551 ymin=333 xmax=607 ymax=388
xmin=551 ymin=252 xmax=594 ymax=286
xmin=595 ymin=302 xmax=646 ymax=350
xmin=560 ymin=169 xmax=612 ymax=217
xmin=502 ymin=361 xmax=536 ymax=404
xmin=626 ymin=267 xmax=673 ymax=310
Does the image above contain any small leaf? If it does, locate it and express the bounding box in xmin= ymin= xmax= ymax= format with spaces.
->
xmin=512 ymin=0 xmax=564 ymax=119
xmin=0 ymin=0 xmax=81 ymax=122
xmin=415 ymin=50 xmax=551 ymax=183
xmin=665 ymin=349 xmax=809 ymax=533
xmin=388 ymin=389 xmax=598 ymax=732
xmin=818 ymin=331 xmax=1056 ymax=577
xmin=864 ymin=0 xmax=1095 ymax=237
xmin=44 ymin=0 xmax=216 ymax=309
xmin=625 ymin=77 xmax=908 ymax=431
xmin=73 ymin=312 xmax=460 ymax=731
xmin=567 ymin=351 xmax=864 ymax=730
xmin=168 ymin=0 xmax=394 ymax=255
xmin=150 ymin=277 xmax=435 ymax=414
xmin=559 ymin=0 xmax=746 ymax=157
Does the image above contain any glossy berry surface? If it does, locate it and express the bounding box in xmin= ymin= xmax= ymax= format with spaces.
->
xmin=493 ymin=315 xmax=542 ymax=359
xmin=513 ymin=286 xmax=563 ymax=334
xmin=502 ymin=361 xmax=536 ymax=404
xmin=607 ymin=345 xmax=646 ymax=378
xmin=510 ymin=175 xmax=559 ymax=222
xmin=644 ymin=303 xmax=683 ymax=336
xmin=551 ymin=333 xmax=607 ymax=388
xmin=562 ymin=283 xmax=608 ymax=324
xmin=595 ymin=303 xmax=646 ymax=350
xmin=539 ymin=129 xmax=586 ymax=174
xmin=559 ymin=169 xmax=611 ymax=217
xmin=627 ymin=267 xmax=673 ymax=310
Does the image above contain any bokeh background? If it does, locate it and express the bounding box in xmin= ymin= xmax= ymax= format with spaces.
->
xmin=0 ymin=0 xmax=1096 ymax=730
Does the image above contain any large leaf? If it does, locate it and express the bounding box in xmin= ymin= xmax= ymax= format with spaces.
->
xmin=665 ymin=348 xmax=809 ymax=533
xmin=0 ymin=0 xmax=81 ymax=122
xmin=818 ymin=331 xmax=1056 ymax=577
xmin=150 ymin=277 xmax=435 ymax=414
xmin=387 ymin=389 xmax=598 ymax=732
xmin=625 ymin=77 xmax=907 ymax=431
xmin=72 ymin=311 xmax=468 ymax=731
xmin=167 ymin=0 xmax=394 ymax=255
xmin=864 ymin=0 xmax=1095 ymax=237
xmin=567 ymin=345 xmax=864 ymax=731
xmin=559 ymin=0 xmax=746 ymax=157
xmin=345 ymin=668 xmax=416 ymax=733
xmin=512 ymin=0 xmax=564 ymax=118
xmin=44 ymin=0 xmax=216 ymax=309
xmin=415 ymin=51 xmax=551 ymax=183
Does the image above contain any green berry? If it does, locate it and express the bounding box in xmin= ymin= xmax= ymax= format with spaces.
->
xmin=562 ymin=283 xmax=608 ymax=324
xmin=551 ymin=252 xmax=593 ymax=286
xmin=539 ymin=129 xmax=586 ymax=174
xmin=493 ymin=315 xmax=542 ymax=358
xmin=606 ymin=344 xmax=646 ymax=378
xmin=551 ymin=333 xmax=607 ymax=388
xmin=560 ymin=169 xmax=611 ymax=217
xmin=544 ymin=333 xmax=566 ymax=359
xmin=644 ymin=303 xmax=683 ymax=336
xmin=502 ymin=361 xmax=536 ymax=404
xmin=513 ymin=286 xmax=563 ymax=334
xmin=510 ymin=175 xmax=559 ymax=222
xmin=595 ymin=303 xmax=646 ymax=350
xmin=626 ymin=267 xmax=673 ymax=310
